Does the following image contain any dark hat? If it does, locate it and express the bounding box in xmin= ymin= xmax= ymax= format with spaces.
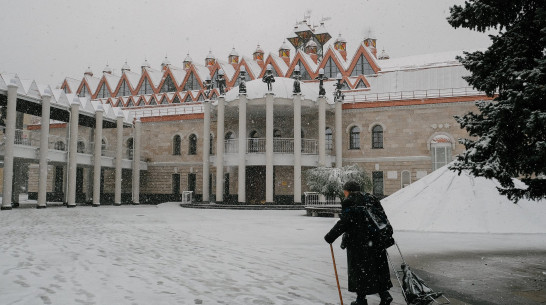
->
xmin=343 ymin=181 xmax=361 ymax=192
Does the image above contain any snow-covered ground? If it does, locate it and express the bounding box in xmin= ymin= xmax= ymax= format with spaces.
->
xmin=1 ymin=203 xmax=545 ymax=305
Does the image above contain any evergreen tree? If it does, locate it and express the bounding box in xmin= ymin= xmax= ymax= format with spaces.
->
xmin=447 ymin=0 xmax=546 ymax=202
xmin=305 ymin=165 xmax=372 ymax=201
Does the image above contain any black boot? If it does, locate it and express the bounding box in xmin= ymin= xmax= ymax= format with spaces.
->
xmin=350 ymin=295 xmax=368 ymax=305
xmin=379 ymin=291 xmax=393 ymax=305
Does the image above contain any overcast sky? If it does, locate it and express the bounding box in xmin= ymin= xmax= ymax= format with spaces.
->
xmin=0 ymin=0 xmax=492 ymax=87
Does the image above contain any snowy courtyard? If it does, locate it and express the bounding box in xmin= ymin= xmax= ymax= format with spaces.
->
xmin=1 ymin=203 xmax=545 ymax=305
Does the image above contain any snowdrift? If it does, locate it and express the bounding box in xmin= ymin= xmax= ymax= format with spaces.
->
xmin=381 ymin=165 xmax=546 ymax=233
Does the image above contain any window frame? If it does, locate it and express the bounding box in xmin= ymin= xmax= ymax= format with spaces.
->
xmin=349 ymin=126 xmax=361 ymax=150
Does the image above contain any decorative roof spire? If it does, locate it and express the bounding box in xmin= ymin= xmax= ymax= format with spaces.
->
xmin=84 ymin=66 xmax=93 ymax=77
xmin=121 ymin=61 xmax=131 ymax=73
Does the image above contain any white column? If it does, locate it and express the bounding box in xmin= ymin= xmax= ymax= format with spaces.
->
xmin=265 ymin=93 xmax=274 ymax=204
xmin=132 ymin=119 xmax=141 ymax=204
xmin=114 ymin=114 xmax=124 ymax=205
xmin=335 ymin=99 xmax=343 ymax=168
xmin=202 ymin=100 xmax=211 ymax=203
xmin=293 ymin=94 xmax=302 ymax=204
xmin=215 ymin=96 xmax=225 ymax=203
xmin=318 ymin=96 xmax=326 ymax=166
xmin=238 ymin=94 xmax=247 ymax=204
xmin=37 ymin=91 xmax=52 ymax=209
xmin=92 ymin=106 xmax=104 ymax=207
xmin=1 ymin=80 xmax=18 ymax=210
xmin=67 ymin=97 xmax=80 ymax=208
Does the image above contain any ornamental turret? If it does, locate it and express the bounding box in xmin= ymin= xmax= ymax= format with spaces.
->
xmin=84 ymin=66 xmax=93 ymax=77
xmin=305 ymin=40 xmax=318 ymax=63
xmin=363 ymin=31 xmax=377 ymax=58
xmin=205 ymin=50 xmax=216 ymax=67
xmin=378 ymin=49 xmax=390 ymax=60
xmin=183 ymin=53 xmax=192 ymax=70
xmin=279 ymin=40 xmax=291 ymax=65
xmin=161 ymin=56 xmax=171 ymax=70
xmin=103 ymin=64 xmax=112 ymax=74
xmin=334 ymin=34 xmax=347 ymax=60
xmin=141 ymin=59 xmax=151 ymax=71
xmin=228 ymin=48 xmax=239 ymax=65
xmin=253 ymin=44 xmax=265 ymax=67
xmin=121 ymin=61 xmax=131 ymax=73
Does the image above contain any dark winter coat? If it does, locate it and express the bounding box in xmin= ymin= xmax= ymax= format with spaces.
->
xmin=324 ymin=192 xmax=393 ymax=295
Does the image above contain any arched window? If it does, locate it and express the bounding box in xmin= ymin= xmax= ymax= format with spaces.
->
xmin=325 ymin=127 xmax=333 ymax=151
xmin=127 ymin=138 xmax=134 ymax=159
xmin=401 ymin=170 xmax=411 ymax=188
xmin=54 ymin=141 xmax=66 ymax=151
xmin=372 ymin=125 xmax=383 ymax=149
xmin=349 ymin=126 xmax=360 ymax=150
xmin=188 ymin=134 xmax=197 ymax=155
xmin=431 ymin=135 xmax=452 ymax=171
xmin=77 ymin=140 xmax=85 ymax=153
xmin=173 ymin=135 xmax=181 ymax=155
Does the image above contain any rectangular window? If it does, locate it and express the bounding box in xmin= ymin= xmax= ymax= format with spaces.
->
xmin=432 ymin=145 xmax=451 ymax=171
xmin=372 ymin=171 xmax=384 ymax=197
xmin=188 ymin=173 xmax=196 ymax=193
xmin=172 ymin=174 xmax=181 ymax=195
xmin=55 ymin=166 xmax=63 ymax=193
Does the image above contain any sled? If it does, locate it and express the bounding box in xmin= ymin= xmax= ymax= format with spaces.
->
xmin=386 ymin=242 xmax=450 ymax=305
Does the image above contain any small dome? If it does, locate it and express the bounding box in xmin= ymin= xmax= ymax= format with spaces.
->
xmin=184 ymin=53 xmax=193 ymax=62
xmin=279 ymin=40 xmax=290 ymax=50
xmin=378 ymin=49 xmax=390 ymax=60
xmin=103 ymin=64 xmax=112 ymax=74
xmin=84 ymin=66 xmax=93 ymax=76
xmin=141 ymin=59 xmax=151 ymax=68
xmin=161 ymin=56 xmax=171 ymax=66
xmin=206 ymin=50 xmax=215 ymax=59
xmin=121 ymin=61 xmax=131 ymax=72
xmin=229 ymin=48 xmax=239 ymax=56
xmin=335 ymin=34 xmax=347 ymax=43
xmin=254 ymin=44 xmax=264 ymax=54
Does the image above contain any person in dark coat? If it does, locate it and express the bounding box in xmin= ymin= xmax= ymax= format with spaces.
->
xmin=324 ymin=181 xmax=393 ymax=305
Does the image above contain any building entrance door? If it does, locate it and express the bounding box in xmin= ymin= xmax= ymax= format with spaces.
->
xmin=246 ymin=166 xmax=266 ymax=204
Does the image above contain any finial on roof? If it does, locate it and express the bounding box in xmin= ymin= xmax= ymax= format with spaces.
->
xmin=121 ymin=61 xmax=131 ymax=72
xmin=378 ymin=48 xmax=390 ymax=60
xmin=84 ymin=66 xmax=93 ymax=77
xmin=161 ymin=56 xmax=171 ymax=68
xmin=103 ymin=64 xmax=112 ymax=74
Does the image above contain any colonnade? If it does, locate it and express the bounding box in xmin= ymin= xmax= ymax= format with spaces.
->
xmin=0 ymin=81 xmax=140 ymax=209
xmin=202 ymin=92 xmax=343 ymax=205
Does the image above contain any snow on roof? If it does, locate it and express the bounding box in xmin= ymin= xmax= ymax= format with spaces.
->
xmin=217 ymin=60 xmax=236 ymax=80
xmin=378 ymin=50 xmax=469 ymax=72
xmin=268 ymin=53 xmax=289 ymax=76
xmin=169 ymin=66 xmax=187 ymax=86
xmin=103 ymin=73 xmax=121 ymax=91
xmin=355 ymin=64 xmax=471 ymax=95
xmin=329 ymin=45 xmax=350 ymax=70
xmin=123 ymin=70 xmax=141 ymax=90
xmin=298 ymin=51 xmax=319 ymax=73
xmin=240 ymin=56 xmax=261 ymax=79
xmin=192 ymin=64 xmax=212 ymax=83
xmin=64 ymin=77 xmax=81 ymax=93
xmin=84 ymin=74 xmax=101 ymax=95
xmin=144 ymin=67 xmax=163 ymax=88
xmin=382 ymin=165 xmax=546 ymax=233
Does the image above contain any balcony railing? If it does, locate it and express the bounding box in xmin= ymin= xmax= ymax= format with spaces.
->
xmin=344 ymin=87 xmax=484 ymax=103
xmin=224 ymin=138 xmax=319 ymax=154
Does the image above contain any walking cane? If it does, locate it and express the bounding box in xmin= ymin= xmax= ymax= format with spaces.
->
xmin=330 ymin=244 xmax=344 ymax=305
